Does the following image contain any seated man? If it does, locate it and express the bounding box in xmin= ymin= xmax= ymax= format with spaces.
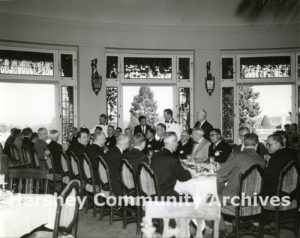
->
xmin=34 ymin=128 xmax=49 ymax=171
xmin=86 ymin=132 xmax=106 ymax=183
xmin=144 ymin=128 xmax=157 ymax=155
xmin=105 ymin=134 xmax=130 ymax=196
xmin=68 ymin=129 xmax=89 ymax=160
xmin=217 ymin=133 xmax=266 ymax=235
xmin=47 ymin=130 xmax=63 ymax=174
xmin=154 ymin=123 xmax=166 ymax=152
xmin=190 ymin=128 xmax=210 ymax=163
xmin=123 ymin=133 xmax=149 ymax=172
xmin=233 ymin=127 xmax=268 ymax=158
xmin=151 ymin=132 xmax=192 ymax=197
xmin=264 ymin=134 xmax=297 ymax=197
xmin=176 ymin=130 xmax=193 ymax=160
xmin=105 ymin=125 xmax=116 ymax=149
xmin=22 ymin=127 xmax=34 ymax=154
xmin=134 ymin=115 xmax=152 ymax=136
xmin=208 ymin=129 xmax=232 ymax=164
xmin=4 ymin=128 xmax=18 ymax=157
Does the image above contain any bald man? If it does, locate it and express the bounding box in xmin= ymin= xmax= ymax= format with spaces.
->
xmin=176 ymin=130 xmax=193 ymax=160
xmin=190 ymin=128 xmax=211 ymax=163
xmin=105 ymin=134 xmax=131 ymax=196
xmin=151 ymin=132 xmax=191 ymax=197
xmin=194 ymin=109 xmax=213 ymax=141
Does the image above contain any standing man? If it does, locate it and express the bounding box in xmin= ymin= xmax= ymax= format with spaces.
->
xmin=208 ymin=129 xmax=232 ymax=164
xmin=134 ymin=115 xmax=151 ymax=136
xmin=194 ymin=109 xmax=213 ymax=141
xmin=92 ymin=114 xmax=108 ymax=137
xmin=164 ymin=108 xmax=182 ymax=139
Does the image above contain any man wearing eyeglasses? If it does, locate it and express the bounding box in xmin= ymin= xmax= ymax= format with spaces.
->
xmin=208 ymin=129 xmax=232 ymax=164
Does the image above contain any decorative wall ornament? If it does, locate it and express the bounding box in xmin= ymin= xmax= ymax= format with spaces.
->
xmin=91 ymin=58 xmax=102 ymax=95
xmin=205 ymin=61 xmax=215 ymax=96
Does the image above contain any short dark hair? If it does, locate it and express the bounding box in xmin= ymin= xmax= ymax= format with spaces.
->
xmin=22 ymin=127 xmax=33 ymax=137
xmin=13 ymin=129 xmax=21 ymax=137
xmin=244 ymin=133 xmax=259 ymax=146
xmin=147 ymin=128 xmax=156 ymax=135
xmin=31 ymin=132 xmax=38 ymax=140
xmin=79 ymin=127 xmax=90 ymax=135
xmin=116 ymin=127 xmax=122 ymax=132
xmin=268 ymin=134 xmax=284 ymax=146
xmin=157 ymin=123 xmax=166 ymax=131
xmin=274 ymin=130 xmax=287 ymax=139
xmin=78 ymin=129 xmax=89 ymax=138
xmin=95 ymin=126 xmax=102 ymax=131
xmin=100 ymin=114 xmax=107 ymax=119
xmin=133 ymin=133 xmax=146 ymax=146
xmin=210 ymin=128 xmax=221 ymax=136
xmin=138 ymin=115 xmax=146 ymax=122
xmin=108 ymin=125 xmax=114 ymax=130
xmin=164 ymin=109 xmax=173 ymax=117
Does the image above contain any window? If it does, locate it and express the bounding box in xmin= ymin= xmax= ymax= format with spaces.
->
xmin=240 ymin=56 xmax=291 ymax=79
xmin=222 ymin=58 xmax=234 ymax=79
xmin=0 ymin=49 xmax=54 ymax=76
xmin=106 ymin=56 xmax=118 ymax=79
xmin=61 ymin=86 xmax=74 ymax=142
xmin=179 ymin=88 xmax=190 ymax=129
xmin=178 ymin=58 xmax=190 ymax=80
xmin=60 ymin=54 xmax=73 ymax=77
xmin=298 ymin=55 xmax=300 ymax=78
xmin=222 ymin=87 xmax=234 ymax=143
xmin=106 ymin=87 xmax=118 ymax=128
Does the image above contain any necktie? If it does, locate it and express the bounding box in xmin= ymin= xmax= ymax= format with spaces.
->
xmin=142 ymin=126 xmax=145 ymax=134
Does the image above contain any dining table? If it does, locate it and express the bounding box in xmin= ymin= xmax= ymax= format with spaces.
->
xmin=0 ymin=192 xmax=57 ymax=238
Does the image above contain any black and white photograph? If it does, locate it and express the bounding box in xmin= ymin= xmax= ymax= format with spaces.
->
xmin=0 ymin=0 xmax=299 ymax=237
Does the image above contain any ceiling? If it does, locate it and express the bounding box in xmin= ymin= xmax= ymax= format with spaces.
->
xmin=0 ymin=0 xmax=298 ymax=27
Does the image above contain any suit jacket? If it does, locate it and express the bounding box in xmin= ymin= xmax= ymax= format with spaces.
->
xmin=48 ymin=140 xmax=63 ymax=174
xmin=176 ymin=140 xmax=193 ymax=160
xmin=151 ymin=148 xmax=191 ymax=196
xmin=123 ymin=148 xmax=149 ymax=172
xmin=190 ymin=138 xmax=211 ymax=162
xmin=4 ymin=135 xmax=15 ymax=156
xmin=194 ymin=120 xmax=213 ymax=141
xmin=86 ymin=144 xmax=106 ymax=184
xmin=23 ymin=137 xmax=35 ymax=155
xmin=134 ymin=124 xmax=152 ymax=136
xmin=233 ymin=142 xmax=268 ymax=158
xmin=105 ymin=146 xmax=123 ymax=196
xmin=217 ymin=148 xmax=266 ymax=198
xmin=208 ymin=140 xmax=232 ymax=163
xmin=143 ymin=138 xmax=157 ymax=154
xmin=105 ymin=135 xmax=116 ymax=149
xmin=263 ymin=147 xmax=297 ymax=197
xmin=34 ymin=139 xmax=48 ymax=171
xmin=154 ymin=137 xmax=164 ymax=151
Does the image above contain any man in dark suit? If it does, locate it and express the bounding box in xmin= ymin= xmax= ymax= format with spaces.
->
xmin=34 ymin=128 xmax=49 ymax=172
xmin=233 ymin=127 xmax=268 ymax=158
xmin=134 ymin=115 xmax=152 ymax=136
xmin=263 ymin=134 xmax=297 ymax=197
xmin=193 ymin=109 xmax=213 ymax=141
xmin=154 ymin=123 xmax=166 ymax=152
xmin=151 ymin=132 xmax=191 ymax=197
xmin=124 ymin=133 xmax=149 ymax=172
xmin=86 ymin=132 xmax=106 ymax=184
xmin=3 ymin=128 xmax=18 ymax=157
xmin=208 ymin=128 xmax=232 ymax=164
xmin=105 ymin=134 xmax=130 ymax=196
xmin=105 ymin=125 xmax=116 ymax=149
xmin=217 ymin=133 xmax=266 ymax=233
xmin=22 ymin=127 xmax=34 ymax=154
xmin=68 ymin=129 xmax=89 ymax=160
xmin=144 ymin=128 xmax=157 ymax=155
xmin=176 ymin=130 xmax=193 ymax=160
xmin=48 ymin=129 xmax=63 ymax=174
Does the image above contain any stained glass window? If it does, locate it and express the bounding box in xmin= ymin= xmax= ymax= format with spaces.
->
xmin=61 ymin=54 xmax=73 ymax=77
xmin=179 ymin=88 xmax=190 ymax=129
xmin=222 ymin=87 xmax=234 ymax=144
xmin=178 ymin=58 xmax=190 ymax=79
xmin=222 ymin=58 xmax=233 ymax=79
xmin=124 ymin=57 xmax=172 ymax=79
xmin=0 ymin=50 xmax=54 ymax=76
xmin=106 ymin=87 xmax=118 ymax=128
xmin=298 ymin=55 xmax=300 ymax=78
xmin=61 ymin=86 xmax=74 ymax=142
xmin=240 ymin=56 xmax=291 ymax=79
xmin=106 ymin=56 xmax=118 ymax=79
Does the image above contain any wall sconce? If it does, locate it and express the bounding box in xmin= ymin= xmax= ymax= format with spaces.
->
xmin=91 ymin=58 xmax=102 ymax=95
xmin=205 ymin=61 xmax=215 ymax=96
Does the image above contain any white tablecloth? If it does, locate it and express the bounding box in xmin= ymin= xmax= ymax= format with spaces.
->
xmin=0 ymin=194 xmax=57 ymax=238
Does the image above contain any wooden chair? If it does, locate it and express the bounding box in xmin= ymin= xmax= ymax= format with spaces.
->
xmin=68 ymin=151 xmax=84 ymax=196
xmin=22 ymin=146 xmax=34 ymax=168
xmin=45 ymin=154 xmax=62 ymax=193
xmin=82 ymin=153 xmax=99 ymax=217
xmin=9 ymin=144 xmax=21 ymax=166
xmin=32 ymin=151 xmax=40 ymax=169
xmin=97 ymin=155 xmax=122 ymax=225
xmin=221 ymin=164 xmax=263 ymax=238
xmin=120 ymin=159 xmax=141 ymax=234
xmin=261 ymin=160 xmax=299 ymax=238
xmin=0 ymin=142 xmax=3 ymax=154
xmin=141 ymin=200 xmax=220 ymax=238
xmin=28 ymin=180 xmax=81 ymax=238
xmin=60 ymin=151 xmax=72 ymax=188
xmin=137 ymin=162 xmax=159 ymax=198
xmin=8 ymin=168 xmax=48 ymax=194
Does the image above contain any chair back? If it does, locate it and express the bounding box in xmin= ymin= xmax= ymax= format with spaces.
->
xmin=10 ymin=144 xmax=20 ymax=163
xmin=61 ymin=151 xmax=70 ymax=174
xmin=21 ymin=146 xmax=33 ymax=167
xmin=8 ymin=168 xmax=48 ymax=193
xmin=138 ymin=162 xmax=158 ymax=197
xmin=53 ymin=180 xmax=80 ymax=238
xmin=33 ymin=152 xmax=40 ymax=168
xmin=97 ymin=155 xmax=112 ymax=192
xmin=120 ymin=159 xmax=137 ymax=195
xmin=239 ymin=164 xmax=263 ymax=197
xmin=82 ymin=153 xmax=92 ymax=180
xmin=0 ymin=142 xmax=3 ymax=154
xmin=279 ymin=160 xmax=299 ymax=198
xmin=69 ymin=151 xmax=80 ymax=177
xmin=46 ymin=154 xmax=53 ymax=171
